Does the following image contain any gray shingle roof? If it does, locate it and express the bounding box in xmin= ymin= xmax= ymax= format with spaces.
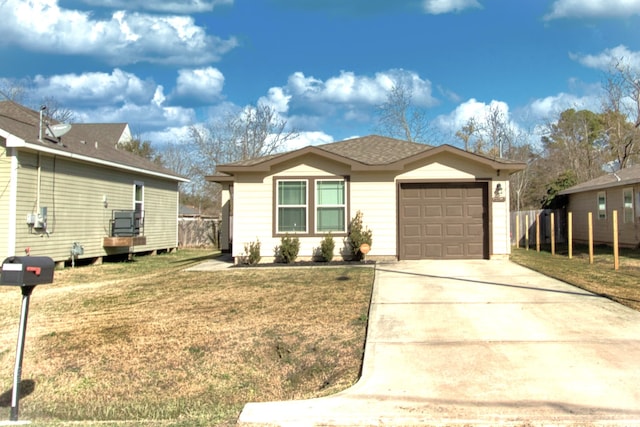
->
xmin=213 ymin=134 xmax=526 ymax=177
xmin=0 ymin=101 xmax=187 ymax=181
xmin=559 ymin=164 xmax=640 ymax=195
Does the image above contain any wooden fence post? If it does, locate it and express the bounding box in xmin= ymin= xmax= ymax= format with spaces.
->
xmin=613 ymin=210 xmax=619 ymax=270
xmin=525 ymin=214 xmax=529 ymax=250
xmin=568 ymin=211 xmax=573 ymax=259
xmin=515 ymin=214 xmax=520 ymax=249
xmin=536 ymin=213 xmax=541 ymax=252
xmin=588 ymin=212 xmax=594 ymax=265
xmin=550 ymin=212 xmax=555 ymax=256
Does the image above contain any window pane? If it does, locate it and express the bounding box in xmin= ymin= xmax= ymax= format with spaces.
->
xmin=317 ymin=207 xmax=345 ymax=232
xmin=598 ymin=192 xmax=606 ymax=219
xmin=278 ymin=181 xmax=306 ymax=205
xmin=278 ymin=207 xmax=306 ymax=232
xmin=624 ymin=189 xmax=634 ymax=223
xmin=317 ymin=181 xmax=344 ymax=205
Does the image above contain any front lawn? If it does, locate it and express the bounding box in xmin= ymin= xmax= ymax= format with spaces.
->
xmin=0 ymin=249 xmax=374 ymax=426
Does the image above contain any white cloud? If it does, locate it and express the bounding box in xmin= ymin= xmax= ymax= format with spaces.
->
xmin=259 ymin=87 xmax=291 ymax=114
xmin=527 ymin=93 xmax=595 ymax=120
xmin=434 ymin=98 xmax=510 ymax=132
xmin=545 ymin=0 xmax=640 ymax=20
xmin=570 ymin=45 xmax=640 ymax=72
xmin=422 ymin=0 xmax=482 ymax=14
xmin=285 ymin=69 xmax=436 ymax=108
xmin=174 ymin=67 xmax=225 ymax=103
xmin=33 ymin=69 xmax=155 ymax=105
xmin=283 ymin=131 xmax=334 ymax=151
xmin=78 ymin=0 xmax=233 ymax=13
xmin=0 ymin=0 xmax=237 ymax=65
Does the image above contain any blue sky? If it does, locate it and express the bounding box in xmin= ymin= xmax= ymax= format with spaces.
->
xmin=1 ymin=0 xmax=639 ymax=151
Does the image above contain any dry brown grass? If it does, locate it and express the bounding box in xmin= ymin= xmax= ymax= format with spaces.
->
xmin=0 ymin=249 xmax=374 ymax=426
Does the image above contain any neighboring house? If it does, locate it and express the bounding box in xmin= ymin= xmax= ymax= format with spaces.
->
xmin=207 ymin=135 xmax=525 ymax=262
xmin=0 ymin=101 xmax=189 ymax=267
xmin=559 ymin=165 xmax=640 ymax=248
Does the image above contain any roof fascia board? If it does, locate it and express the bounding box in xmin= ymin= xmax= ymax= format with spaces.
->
xmin=560 ymin=179 xmax=640 ymax=195
xmin=7 ymin=138 xmax=189 ymax=183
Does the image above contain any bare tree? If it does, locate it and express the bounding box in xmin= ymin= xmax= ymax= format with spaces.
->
xmin=455 ymin=117 xmax=481 ymax=152
xmin=376 ymin=82 xmax=429 ymax=142
xmin=40 ymin=96 xmax=76 ymax=123
xmin=0 ymin=79 xmax=27 ymax=103
xmin=601 ymin=63 xmax=640 ymax=168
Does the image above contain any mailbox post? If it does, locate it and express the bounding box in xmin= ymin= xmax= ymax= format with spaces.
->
xmin=1 ymin=256 xmax=54 ymax=422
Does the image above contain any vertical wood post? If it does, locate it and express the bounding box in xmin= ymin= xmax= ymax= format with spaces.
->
xmin=568 ymin=212 xmax=573 ymax=259
xmin=550 ymin=212 xmax=555 ymax=256
xmin=525 ymin=214 xmax=529 ymax=250
xmin=613 ymin=210 xmax=619 ymax=271
xmin=536 ymin=213 xmax=541 ymax=252
xmin=588 ymin=212 xmax=594 ymax=265
xmin=515 ymin=214 xmax=520 ymax=249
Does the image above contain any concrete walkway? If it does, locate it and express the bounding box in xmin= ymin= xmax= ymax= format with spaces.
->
xmin=236 ymin=260 xmax=640 ymax=426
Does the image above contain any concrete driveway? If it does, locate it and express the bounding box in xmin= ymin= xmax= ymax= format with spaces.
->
xmin=237 ymin=260 xmax=640 ymax=426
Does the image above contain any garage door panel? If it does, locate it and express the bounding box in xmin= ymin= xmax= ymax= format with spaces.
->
xmin=425 ymin=206 xmax=443 ymax=217
xmin=446 ymin=205 xmax=463 ymax=217
xmin=425 ymin=224 xmax=442 ymax=237
xmin=400 ymin=182 xmax=488 ymax=260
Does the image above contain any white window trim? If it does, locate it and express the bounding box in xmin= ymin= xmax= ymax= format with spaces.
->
xmin=314 ymin=179 xmax=347 ymax=234
xmin=276 ymin=179 xmax=309 ymax=234
xmin=623 ymin=187 xmax=634 ymax=224
xmin=134 ymin=180 xmax=144 ymax=220
xmin=597 ymin=191 xmax=606 ymax=220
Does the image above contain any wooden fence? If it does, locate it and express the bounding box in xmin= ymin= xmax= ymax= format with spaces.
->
xmin=178 ymin=218 xmax=219 ymax=248
xmin=511 ymin=209 xmax=623 ymax=270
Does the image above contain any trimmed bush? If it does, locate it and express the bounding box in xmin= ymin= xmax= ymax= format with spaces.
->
xmin=347 ymin=210 xmax=372 ymax=260
xmin=320 ymin=234 xmax=335 ymax=262
xmin=277 ymin=234 xmax=300 ymax=264
xmin=243 ymin=239 xmax=261 ymax=265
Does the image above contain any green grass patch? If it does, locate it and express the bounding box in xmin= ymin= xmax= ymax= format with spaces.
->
xmin=511 ymin=245 xmax=640 ymax=311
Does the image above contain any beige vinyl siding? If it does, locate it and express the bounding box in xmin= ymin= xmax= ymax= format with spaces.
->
xmin=350 ymin=172 xmax=396 ymax=258
xmin=13 ymin=150 xmax=179 ymax=262
xmin=568 ymin=186 xmax=640 ymax=247
xmin=0 ymin=142 xmax=11 ymax=257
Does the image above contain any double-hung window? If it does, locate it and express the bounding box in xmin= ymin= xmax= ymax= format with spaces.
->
xmin=316 ymin=180 xmax=346 ymax=233
xmin=597 ymin=191 xmax=606 ymax=220
xmin=277 ymin=180 xmax=308 ymax=233
xmin=623 ymin=188 xmax=634 ymax=224
xmin=275 ymin=177 xmax=348 ymax=235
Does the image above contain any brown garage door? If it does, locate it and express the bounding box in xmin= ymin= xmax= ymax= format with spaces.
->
xmin=399 ymin=182 xmax=488 ymax=260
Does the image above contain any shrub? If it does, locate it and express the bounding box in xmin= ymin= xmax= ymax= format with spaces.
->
xmin=319 ymin=234 xmax=335 ymax=262
xmin=277 ymin=234 xmax=300 ymax=264
xmin=243 ymin=239 xmax=261 ymax=265
xmin=347 ymin=210 xmax=372 ymax=260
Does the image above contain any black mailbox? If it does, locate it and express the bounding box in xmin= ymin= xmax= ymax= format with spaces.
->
xmin=1 ymin=256 xmax=54 ymax=287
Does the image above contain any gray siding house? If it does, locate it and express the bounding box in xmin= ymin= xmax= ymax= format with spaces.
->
xmin=559 ymin=165 xmax=640 ymax=248
xmin=0 ymin=101 xmax=188 ymax=267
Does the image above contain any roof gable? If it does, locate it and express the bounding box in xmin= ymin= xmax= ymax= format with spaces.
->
xmin=559 ymin=165 xmax=640 ymax=195
xmin=213 ymin=135 xmax=526 ymax=177
xmin=0 ymin=100 xmax=187 ymax=182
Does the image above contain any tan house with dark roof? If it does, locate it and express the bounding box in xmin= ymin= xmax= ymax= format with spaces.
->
xmin=208 ymin=135 xmax=525 ymax=262
xmin=0 ymin=100 xmax=189 ymax=267
xmin=559 ymin=165 xmax=640 ymax=248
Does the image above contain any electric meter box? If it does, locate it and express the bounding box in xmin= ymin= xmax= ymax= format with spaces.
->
xmin=1 ymin=256 xmax=54 ymax=287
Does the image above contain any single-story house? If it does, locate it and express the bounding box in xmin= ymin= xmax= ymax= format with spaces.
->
xmin=559 ymin=165 xmax=640 ymax=248
xmin=0 ymin=100 xmax=189 ymax=267
xmin=207 ymin=135 xmax=526 ymax=263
